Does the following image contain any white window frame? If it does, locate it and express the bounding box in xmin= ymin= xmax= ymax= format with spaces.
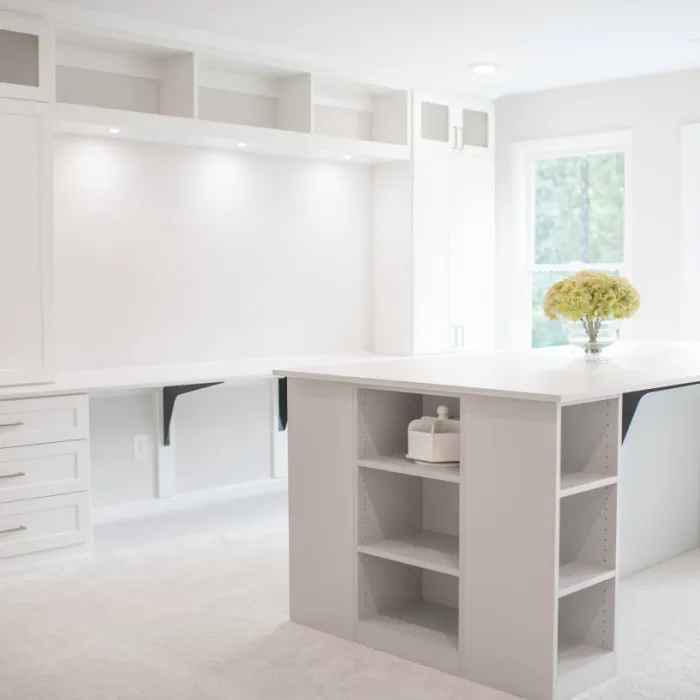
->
xmin=511 ymin=131 xmax=634 ymax=349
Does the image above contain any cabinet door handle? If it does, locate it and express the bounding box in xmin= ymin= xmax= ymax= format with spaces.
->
xmin=0 ymin=525 xmax=26 ymax=535
xmin=459 ymin=127 xmax=465 ymax=151
xmin=0 ymin=421 xmax=23 ymax=428
xmin=452 ymin=126 xmax=459 ymax=150
xmin=0 ymin=472 xmax=25 ymax=479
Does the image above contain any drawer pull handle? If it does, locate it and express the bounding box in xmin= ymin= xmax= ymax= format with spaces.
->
xmin=0 ymin=472 xmax=24 ymax=479
xmin=0 ymin=525 xmax=26 ymax=535
xmin=0 ymin=421 xmax=23 ymax=428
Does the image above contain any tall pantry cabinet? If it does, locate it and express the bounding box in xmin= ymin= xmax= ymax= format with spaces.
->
xmin=0 ymin=12 xmax=54 ymax=385
xmin=374 ymin=91 xmax=495 ymax=356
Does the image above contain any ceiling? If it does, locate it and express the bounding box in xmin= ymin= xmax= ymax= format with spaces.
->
xmin=60 ymin=0 xmax=700 ymax=96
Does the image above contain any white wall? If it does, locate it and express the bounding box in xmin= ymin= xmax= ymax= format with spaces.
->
xmin=90 ymin=381 xmax=279 ymax=509
xmin=496 ymin=68 xmax=700 ymax=347
xmin=54 ymin=135 xmax=372 ymax=370
xmin=90 ymin=392 xmax=158 ymax=507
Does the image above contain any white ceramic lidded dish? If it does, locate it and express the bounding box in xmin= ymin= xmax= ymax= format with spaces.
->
xmin=406 ymin=405 xmax=460 ymax=464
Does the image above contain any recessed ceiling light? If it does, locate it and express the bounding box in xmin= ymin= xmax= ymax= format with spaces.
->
xmin=109 ymin=128 xmax=120 ymax=135
xmin=237 ymin=142 xmax=247 ymax=148
xmin=470 ymin=63 xmax=498 ymax=75
xmin=343 ymin=154 xmax=352 ymax=160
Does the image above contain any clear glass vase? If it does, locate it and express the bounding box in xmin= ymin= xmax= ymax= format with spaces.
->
xmin=562 ymin=317 xmax=621 ymax=361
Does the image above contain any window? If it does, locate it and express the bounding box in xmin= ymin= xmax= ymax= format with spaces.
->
xmin=514 ymin=133 xmax=631 ymax=349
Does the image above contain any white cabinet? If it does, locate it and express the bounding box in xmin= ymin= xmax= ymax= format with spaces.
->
xmin=413 ymin=151 xmax=495 ymax=354
xmin=374 ymin=143 xmax=495 ymax=356
xmin=447 ymin=155 xmax=495 ymax=351
xmin=413 ymin=91 xmax=493 ymax=157
xmin=0 ymin=11 xmax=54 ymax=102
xmin=0 ymin=99 xmax=53 ymax=386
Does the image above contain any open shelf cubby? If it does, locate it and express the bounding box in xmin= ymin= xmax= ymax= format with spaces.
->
xmin=557 ymin=580 xmax=616 ymax=698
xmin=55 ymin=31 xmax=196 ymax=117
xmin=559 ymin=485 xmax=617 ymax=598
xmin=313 ymin=77 xmax=409 ymax=146
xmin=357 ymin=554 xmax=459 ymax=674
xmin=560 ymin=398 xmax=619 ymax=497
xmin=358 ymin=387 xmax=460 ymax=464
xmin=197 ymin=56 xmax=312 ymax=132
xmin=358 ymin=467 xmax=459 ymax=576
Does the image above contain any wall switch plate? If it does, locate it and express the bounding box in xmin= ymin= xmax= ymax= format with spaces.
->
xmin=133 ymin=434 xmax=149 ymax=461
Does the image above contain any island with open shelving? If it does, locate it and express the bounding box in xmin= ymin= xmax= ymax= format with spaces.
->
xmin=275 ymin=342 xmax=700 ymax=700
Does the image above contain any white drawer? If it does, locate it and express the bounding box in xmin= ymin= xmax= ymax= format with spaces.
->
xmin=0 ymin=492 xmax=90 ymax=560
xmin=0 ymin=442 xmax=90 ymax=504
xmin=0 ymin=395 xmax=88 ymax=448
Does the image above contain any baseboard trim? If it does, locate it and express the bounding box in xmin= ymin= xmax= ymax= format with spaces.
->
xmin=93 ymin=477 xmax=287 ymax=525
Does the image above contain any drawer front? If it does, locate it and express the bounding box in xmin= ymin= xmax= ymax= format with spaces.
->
xmin=0 ymin=492 xmax=90 ymax=559
xmin=0 ymin=441 xmax=90 ymax=504
xmin=0 ymin=395 xmax=88 ymax=448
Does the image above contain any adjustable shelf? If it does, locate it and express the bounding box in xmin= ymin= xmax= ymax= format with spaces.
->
xmin=358 ymin=530 xmax=459 ymax=577
xmin=52 ymin=103 xmax=409 ymax=164
xmin=558 ymin=562 xmax=615 ymax=598
xmin=559 ymin=473 xmax=617 ymax=498
xmin=358 ymin=455 xmax=460 ymax=483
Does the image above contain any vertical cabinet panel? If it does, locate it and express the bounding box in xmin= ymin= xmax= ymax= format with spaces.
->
xmin=412 ymin=151 xmax=495 ymax=354
xmin=449 ymin=156 xmax=496 ymax=351
xmin=0 ymin=12 xmax=54 ymax=102
xmin=0 ymin=99 xmax=52 ymax=385
xmin=412 ymin=151 xmax=452 ymax=354
xmin=287 ymin=379 xmax=355 ymax=639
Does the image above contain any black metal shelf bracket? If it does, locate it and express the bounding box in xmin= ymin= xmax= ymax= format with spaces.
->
xmin=278 ymin=377 xmax=288 ymax=431
xmin=162 ymin=382 xmax=223 ymax=446
xmin=621 ymin=380 xmax=700 ymax=443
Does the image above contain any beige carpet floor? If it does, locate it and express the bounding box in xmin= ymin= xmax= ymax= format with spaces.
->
xmin=2 ymin=506 xmax=700 ymax=700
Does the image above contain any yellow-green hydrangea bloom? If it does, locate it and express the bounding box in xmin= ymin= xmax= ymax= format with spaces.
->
xmin=542 ymin=270 xmax=640 ymax=322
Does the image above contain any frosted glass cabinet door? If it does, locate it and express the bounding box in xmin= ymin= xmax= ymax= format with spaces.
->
xmin=455 ymin=102 xmax=493 ymax=157
xmin=0 ymin=12 xmax=54 ymax=102
xmin=449 ymin=156 xmax=495 ymax=351
xmin=0 ymin=99 xmax=53 ymax=385
xmin=413 ymin=92 xmax=457 ymax=153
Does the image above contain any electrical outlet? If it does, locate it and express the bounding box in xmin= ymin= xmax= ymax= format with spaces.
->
xmin=133 ymin=434 xmax=149 ymax=461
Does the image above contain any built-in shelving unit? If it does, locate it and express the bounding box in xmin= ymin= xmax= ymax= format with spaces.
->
xmin=556 ymin=398 xmax=619 ymax=698
xmin=356 ymin=388 xmax=461 ymax=673
xmin=49 ymin=28 xmax=411 ymax=164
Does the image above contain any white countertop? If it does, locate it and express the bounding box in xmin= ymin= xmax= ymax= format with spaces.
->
xmin=0 ymin=353 xmax=379 ymax=399
xmin=274 ymin=342 xmax=700 ymax=403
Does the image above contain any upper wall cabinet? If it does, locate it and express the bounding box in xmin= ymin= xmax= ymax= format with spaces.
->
xmin=0 ymin=11 xmax=54 ymax=102
xmin=413 ymin=91 xmax=493 ymax=157
xmin=0 ymin=98 xmax=53 ymax=386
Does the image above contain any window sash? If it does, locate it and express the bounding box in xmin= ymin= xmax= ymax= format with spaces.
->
xmin=511 ymin=131 xmax=633 ymax=349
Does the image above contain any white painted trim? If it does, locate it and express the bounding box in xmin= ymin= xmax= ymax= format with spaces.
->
xmin=93 ymin=477 xmax=287 ymax=525
xmin=511 ymin=130 xmax=634 ymax=349
xmin=680 ymin=124 xmax=700 ymax=341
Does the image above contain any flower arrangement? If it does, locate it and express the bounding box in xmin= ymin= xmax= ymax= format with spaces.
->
xmin=542 ymin=270 xmax=640 ymax=357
